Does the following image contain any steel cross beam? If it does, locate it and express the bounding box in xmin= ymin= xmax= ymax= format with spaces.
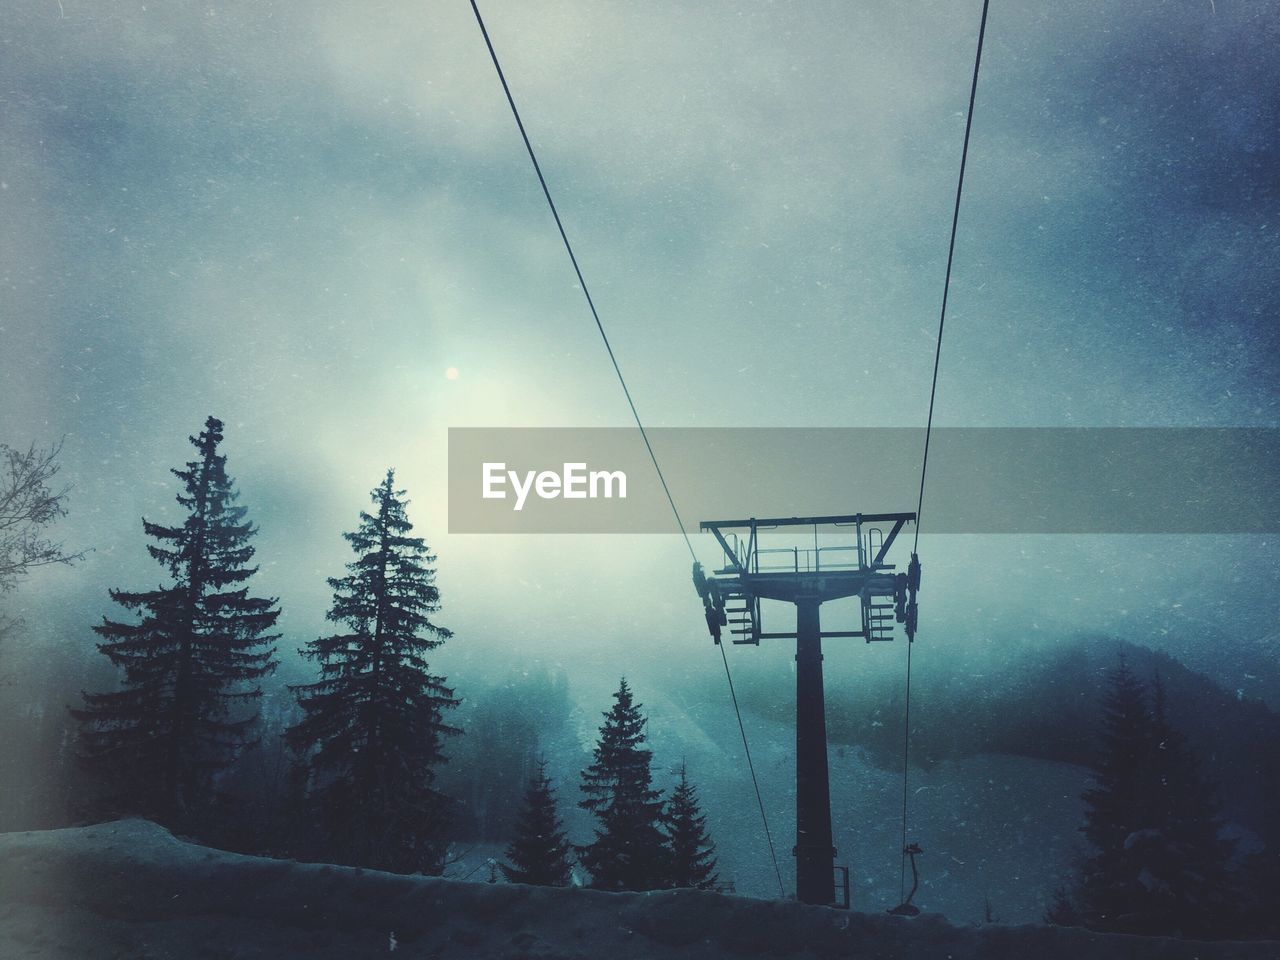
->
xmin=872 ymin=516 xmax=907 ymax=567
xmin=699 ymin=512 xmax=917 ymax=531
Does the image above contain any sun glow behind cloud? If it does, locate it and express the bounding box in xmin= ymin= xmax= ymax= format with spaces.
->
xmin=0 ymin=0 xmax=1276 ymax=678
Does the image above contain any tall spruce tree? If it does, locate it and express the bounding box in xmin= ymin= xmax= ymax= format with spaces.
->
xmin=1075 ymin=657 xmax=1156 ymax=932
xmin=1058 ymin=659 xmax=1238 ymax=938
xmin=1142 ymin=675 xmax=1236 ymax=938
xmin=286 ymin=469 xmax=458 ymax=874
xmin=664 ymin=762 xmax=718 ymax=890
xmin=73 ymin=416 xmax=279 ymax=820
xmin=579 ymin=678 xmax=668 ymax=891
xmin=501 ymin=761 xmax=573 ymax=886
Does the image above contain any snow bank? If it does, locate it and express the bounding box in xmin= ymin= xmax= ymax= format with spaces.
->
xmin=0 ymin=819 xmax=1273 ymax=959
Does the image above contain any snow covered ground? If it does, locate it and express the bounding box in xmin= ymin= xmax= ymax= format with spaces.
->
xmin=1 ymin=819 xmax=1275 ymax=959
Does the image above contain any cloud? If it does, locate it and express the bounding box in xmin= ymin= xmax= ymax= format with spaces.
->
xmin=1 ymin=0 xmax=1277 ymax=670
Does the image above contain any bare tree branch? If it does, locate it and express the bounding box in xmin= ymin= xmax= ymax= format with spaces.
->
xmin=0 ymin=439 xmax=85 ymax=594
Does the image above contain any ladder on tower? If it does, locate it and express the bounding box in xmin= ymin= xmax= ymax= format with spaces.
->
xmin=863 ymin=594 xmax=896 ymax=642
xmin=725 ymin=590 xmax=760 ymax=645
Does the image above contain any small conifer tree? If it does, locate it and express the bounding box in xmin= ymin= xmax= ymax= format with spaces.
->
xmin=664 ymin=762 xmax=718 ymax=890
xmin=579 ymin=678 xmax=668 ymax=891
xmin=501 ymin=761 xmax=573 ymax=886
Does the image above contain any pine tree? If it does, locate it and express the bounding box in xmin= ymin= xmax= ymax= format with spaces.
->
xmin=286 ymin=469 xmax=458 ymax=874
xmin=501 ymin=761 xmax=573 ymax=886
xmin=1074 ymin=656 xmax=1158 ymax=932
xmin=73 ymin=416 xmax=279 ymax=820
xmin=1142 ymin=674 xmax=1236 ymax=938
xmin=664 ymin=762 xmax=718 ymax=890
xmin=1044 ymin=885 xmax=1080 ymax=927
xmin=578 ymin=678 xmax=668 ymax=891
xmin=1062 ymin=659 xmax=1239 ymax=938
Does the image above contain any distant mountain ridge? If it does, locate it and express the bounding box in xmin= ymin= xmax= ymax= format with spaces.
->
xmin=698 ymin=635 xmax=1280 ymax=855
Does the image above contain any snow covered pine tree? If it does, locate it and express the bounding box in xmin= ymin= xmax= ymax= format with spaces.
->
xmin=578 ymin=678 xmax=669 ymax=891
xmin=501 ymin=760 xmax=574 ymax=886
xmin=74 ymin=417 xmax=280 ymax=822
xmin=286 ymin=469 xmax=458 ymax=874
xmin=664 ymin=762 xmax=718 ymax=890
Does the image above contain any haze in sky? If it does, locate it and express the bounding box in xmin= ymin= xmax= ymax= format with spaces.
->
xmin=2 ymin=0 xmax=1277 ymax=690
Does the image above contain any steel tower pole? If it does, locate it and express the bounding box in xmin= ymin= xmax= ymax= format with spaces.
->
xmin=794 ymin=595 xmax=834 ymax=905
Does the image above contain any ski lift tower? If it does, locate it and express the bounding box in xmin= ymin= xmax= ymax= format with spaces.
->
xmin=693 ymin=513 xmax=920 ymax=907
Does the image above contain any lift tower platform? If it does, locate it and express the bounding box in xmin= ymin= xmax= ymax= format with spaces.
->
xmin=693 ymin=513 xmax=920 ymax=907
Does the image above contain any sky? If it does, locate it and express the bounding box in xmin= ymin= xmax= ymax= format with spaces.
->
xmin=2 ymin=0 xmax=1278 ymax=696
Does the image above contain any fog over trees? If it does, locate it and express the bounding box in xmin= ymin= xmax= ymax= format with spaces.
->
xmin=0 ymin=399 xmax=1274 ymax=942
